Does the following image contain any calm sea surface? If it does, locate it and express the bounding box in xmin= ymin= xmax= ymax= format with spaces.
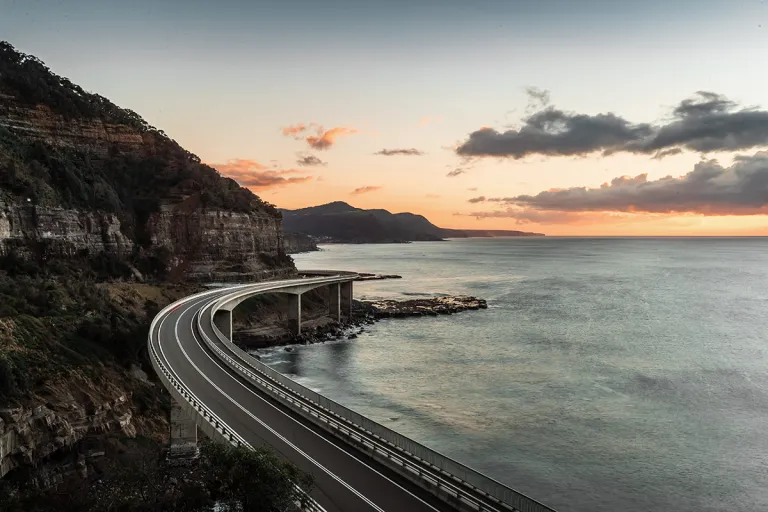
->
xmin=263 ymin=237 xmax=768 ymax=512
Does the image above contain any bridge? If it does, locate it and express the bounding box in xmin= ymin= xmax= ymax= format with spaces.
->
xmin=148 ymin=270 xmax=557 ymax=512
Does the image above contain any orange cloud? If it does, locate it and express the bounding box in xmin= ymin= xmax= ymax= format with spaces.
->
xmin=209 ymin=159 xmax=313 ymax=191
xmin=283 ymin=122 xmax=359 ymax=150
xmin=307 ymin=126 xmax=359 ymax=150
xmin=282 ymin=123 xmax=309 ymax=136
xmin=351 ymin=185 xmax=382 ymax=195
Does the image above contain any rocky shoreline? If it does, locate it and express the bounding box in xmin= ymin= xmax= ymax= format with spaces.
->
xmin=245 ymin=295 xmax=488 ymax=352
xmin=354 ymin=273 xmax=403 ymax=281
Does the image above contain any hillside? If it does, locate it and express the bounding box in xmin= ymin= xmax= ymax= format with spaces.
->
xmin=0 ymin=41 xmax=293 ymax=281
xmin=0 ymin=41 xmax=296 ymax=485
xmin=281 ymin=201 xmax=544 ymax=243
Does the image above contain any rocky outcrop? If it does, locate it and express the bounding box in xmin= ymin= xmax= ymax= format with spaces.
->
xmin=355 ymin=273 xmax=402 ymax=281
xmin=359 ymin=296 xmax=488 ymax=318
xmin=0 ymin=392 xmax=137 ymax=482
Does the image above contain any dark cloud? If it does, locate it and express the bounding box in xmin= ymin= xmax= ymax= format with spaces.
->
xmin=456 ymin=92 xmax=768 ymax=160
xmin=374 ymin=148 xmax=424 ymax=156
xmin=446 ymin=168 xmax=466 ymax=177
xmin=468 ymin=196 xmax=486 ymax=203
xmin=351 ymin=185 xmax=382 ymax=195
xmin=672 ymin=91 xmax=736 ymax=118
xmin=296 ymin=154 xmax=327 ymax=166
xmin=473 ymin=151 xmax=768 ymax=216
xmin=456 ymin=109 xmax=653 ymax=159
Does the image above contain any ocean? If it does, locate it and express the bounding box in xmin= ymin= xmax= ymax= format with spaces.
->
xmin=260 ymin=237 xmax=768 ymax=512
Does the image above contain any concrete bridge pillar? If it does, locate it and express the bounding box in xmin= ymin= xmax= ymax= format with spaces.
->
xmin=168 ymin=400 xmax=199 ymax=463
xmin=212 ymin=309 xmax=233 ymax=341
xmin=328 ymin=283 xmax=341 ymax=322
xmin=340 ymin=281 xmax=353 ymax=318
xmin=288 ymin=294 xmax=302 ymax=335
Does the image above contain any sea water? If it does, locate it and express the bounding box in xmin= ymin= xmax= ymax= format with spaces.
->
xmin=259 ymin=237 xmax=768 ymax=512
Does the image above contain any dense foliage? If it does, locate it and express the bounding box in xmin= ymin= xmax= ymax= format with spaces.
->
xmin=0 ymin=439 xmax=314 ymax=512
xmin=0 ymin=41 xmax=279 ymax=216
xmin=0 ymin=254 xmax=163 ymax=402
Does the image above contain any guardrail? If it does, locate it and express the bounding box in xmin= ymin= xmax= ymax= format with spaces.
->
xmin=147 ymin=292 xmax=325 ymax=512
xmin=203 ymin=279 xmax=557 ymax=512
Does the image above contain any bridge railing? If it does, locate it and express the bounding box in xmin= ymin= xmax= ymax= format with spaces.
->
xmin=206 ymin=278 xmax=557 ymax=512
xmin=147 ymin=292 xmax=325 ymax=512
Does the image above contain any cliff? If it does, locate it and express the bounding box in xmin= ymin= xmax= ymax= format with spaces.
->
xmin=0 ymin=41 xmax=293 ymax=282
xmin=280 ymin=201 xmax=544 ymax=243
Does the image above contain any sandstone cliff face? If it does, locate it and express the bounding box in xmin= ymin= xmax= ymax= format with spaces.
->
xmin=0 ymin=90 xmax=294 ymax=280
xmin=148 ymin=206 xmax=293 ymax=281
xmin=0 ymin=203 xmax=132 ymax=259
xmin=0 ymin=201 xmax=294 ymax=281
xmin=0 ymin=92 xmax=154 ymax=157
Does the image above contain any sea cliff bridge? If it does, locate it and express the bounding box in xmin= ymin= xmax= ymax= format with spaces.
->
xmin=148 ymin=270 xmax=557 ymax=512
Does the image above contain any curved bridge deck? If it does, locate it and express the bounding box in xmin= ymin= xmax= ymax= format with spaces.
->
xmin=148 ymin=271 xmax=557 ymax=512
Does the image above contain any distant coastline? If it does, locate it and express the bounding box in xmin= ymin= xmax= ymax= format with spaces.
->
xmin=281 ymin=201 xmax=543 ymax=253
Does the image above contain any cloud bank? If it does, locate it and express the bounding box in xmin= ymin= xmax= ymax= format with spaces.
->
xmin=466 ymin=151 xmax=768 ymax=221
xmin=456 ymin=92 xmax=768 ymax=160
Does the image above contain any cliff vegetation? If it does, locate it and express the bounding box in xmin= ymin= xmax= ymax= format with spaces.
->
xmin=0 ymin=41 xmax=276 ymax=216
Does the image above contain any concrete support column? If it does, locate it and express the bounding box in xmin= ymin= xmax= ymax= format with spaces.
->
xmin=212 ymin=309 xmax=233 ymax=341
xmin=328 ymin=283 xmax=341 ymax=322
xmin=340 ymin=281 xmax=353 ymax=318
xmin=288 ymin=294 xmax=302 ymax=335
xmin=168 ymin=400 xmax=199 ymax=462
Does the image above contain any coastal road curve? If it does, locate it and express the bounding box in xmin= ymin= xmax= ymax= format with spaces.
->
xmin=150 ymin=277 xmax=456 ymax=512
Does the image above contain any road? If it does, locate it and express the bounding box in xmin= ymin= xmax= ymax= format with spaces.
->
xmin=151 ymin=284 xmax=456 ymax=512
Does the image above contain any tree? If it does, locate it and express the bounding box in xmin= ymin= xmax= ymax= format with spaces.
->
xmin=0 ymin=439 xmax=314 ymax=512
xmin=201 ymin=441 xmax=314 ymax=512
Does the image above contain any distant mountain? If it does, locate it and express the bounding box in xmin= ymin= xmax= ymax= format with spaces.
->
xmin=280 ymin=202 xmax=544 ymax=243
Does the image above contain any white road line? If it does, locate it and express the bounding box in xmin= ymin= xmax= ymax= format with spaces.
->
xmin=163 ymin=296 xmax=385 ymax=512
xmin=192 ymin=300 xmax=443 ymax=512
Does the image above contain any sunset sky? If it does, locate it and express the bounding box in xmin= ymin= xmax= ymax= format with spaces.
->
xmin=2 ymin=0 xmax=768 ymax=235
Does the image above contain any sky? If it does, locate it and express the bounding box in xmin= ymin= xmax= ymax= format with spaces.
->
xmin=2 ymin=0 xmax=768 ymax=235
